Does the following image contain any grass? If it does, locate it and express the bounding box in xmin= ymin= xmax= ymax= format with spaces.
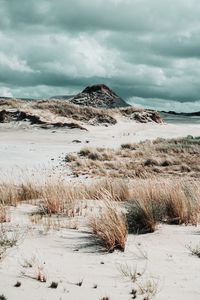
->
xmin=126 ymin=198 xmax=158 ymax=234
xmin=0 ymin=182 xmax=41 ymax=206
xmin=126 ymin=179 xmax=199 ymax=233
xmin=187 ymin=243 xmax=200 ymax=258
xmin=89 ymin=194 xmax=128 ymax=252
xmin=118 ymin=263 xmax=144 ymax=282
xmin=0 ymin=177 xmax=129 ymax=209
xmin=0 ymin=204 xmax=9 ymax=223
xmin=1 ymin=98 xmax=162 ymax=130
xmin=65 ymin=136 xmax=200 ymax=179
xmin=32 ymin=99 xmax=117 ymax=125
xmin=0 ymin=225 xmax=20 ymax=248
xmin=137 ymin=278 xmax=158 ymax=299
xmin=0 ymin=224 xmax=21 ymax=261
xmin=40 ymin=181 xmax=77 ymax=216
xmin=0 ymin=176 xmax=199 ymax=236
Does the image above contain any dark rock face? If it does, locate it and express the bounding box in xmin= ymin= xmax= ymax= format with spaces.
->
xmin=70 ymin=84 xmax=130 ymax=108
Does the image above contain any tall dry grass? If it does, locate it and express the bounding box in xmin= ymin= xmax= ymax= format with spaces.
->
xmin=0 ymin=182 xmax=40 ymax=206
xmin=84 ymin=179 xmax=130 ymax=202
xmin=127 ymin=179 xmax=200 ymax=233
xmin=89 ymin=193 xmax=128 ymax=252
xmin=40 ymin=181 xmax=78 ymax=216
xmin=0 ymin=175 xmax=199 ymax=237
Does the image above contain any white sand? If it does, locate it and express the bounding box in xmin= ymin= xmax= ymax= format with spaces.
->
xmin=1 ymin=119 xmax=200 ymax=299
xmin=0 ymin=204 xmax=200 ymax=300
xmin=0 ymin=119 xmax=200 ymax=180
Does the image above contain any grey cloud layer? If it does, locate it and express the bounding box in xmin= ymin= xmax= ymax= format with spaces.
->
xmin=0 ymin=0 xmax=200 ymax=110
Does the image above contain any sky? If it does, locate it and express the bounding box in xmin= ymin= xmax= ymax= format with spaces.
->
xmin=0 ymin=0 xmax=200 ymax=112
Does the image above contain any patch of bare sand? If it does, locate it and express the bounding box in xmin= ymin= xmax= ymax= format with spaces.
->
xmin=0 ymin=204 xmax=200 ymax=300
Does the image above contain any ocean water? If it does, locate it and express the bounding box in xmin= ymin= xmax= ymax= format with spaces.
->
xmin=161 ymin=113 xmax=200 ymax=124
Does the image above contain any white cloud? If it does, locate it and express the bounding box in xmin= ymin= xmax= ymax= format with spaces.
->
xmin=0 ymin=52 xmax=33 ymax=72
xmin=0 ymin=87 xmax=13 ymax=98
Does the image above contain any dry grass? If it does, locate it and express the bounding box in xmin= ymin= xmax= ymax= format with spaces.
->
xmin=118 ymin=263 xmax=144 ymax=282
xmin=84 ymin=179 xmax=130 ymax=202
xmin=0 ymin=182 xmax=41 ymax=206
xmin=137 ymin=278 xmax=158 ymax=299
xmin=126 ymin=179 xmax=200 ymax=233
xmin=0 ymin=175 xmax=199 ymax=238
xmin=1 ymin=98 xmax=161 ymax=129
xmin=187 ymin=243 xmax=200 ymax=258
xmin=40 ymin=181 xmax=77 ymax=216
xmin=0 ymin=224 xmax=21 ymax=262
xmin=126 ymin=197 xmax=158 ymax=234
xmin=0 ymin=178 xmax=129 ymax=209
xmin=0 ymin=204 xmax=9 ymax=223
xmin=32 ymin=100 xmax=117 ymax=125
xmin=89 ymin=194 xmax=128 ymax=252
xmin=65 ymin=136 xmax=200 ymax=179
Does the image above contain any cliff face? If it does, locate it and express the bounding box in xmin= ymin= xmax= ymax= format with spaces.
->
xmin=70 ymin=84 xmax=130 ymax=108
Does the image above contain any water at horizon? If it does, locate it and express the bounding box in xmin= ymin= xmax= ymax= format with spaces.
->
xmin=161 ymin=113 xmax=200 ymax=124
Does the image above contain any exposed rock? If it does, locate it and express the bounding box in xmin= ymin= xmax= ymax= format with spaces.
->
xmin=0 ymin=109 xmax=45 ymax=124
xmin=120 ymin=107 xmax=163 ymax=124
xmin=70 ymin=84 xmax=130 ymax=108
xmin=131 ymin=111 xmax=163 ymax=123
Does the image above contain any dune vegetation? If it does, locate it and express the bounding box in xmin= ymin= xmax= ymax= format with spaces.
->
xmin=65 ymin=136 xmax=200 ymax=179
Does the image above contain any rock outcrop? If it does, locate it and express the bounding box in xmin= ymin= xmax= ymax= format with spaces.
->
xmin=70 ymin=84 xmax=130 ymax=108
xmin=131 ymin=111 xmax=163 ymax=123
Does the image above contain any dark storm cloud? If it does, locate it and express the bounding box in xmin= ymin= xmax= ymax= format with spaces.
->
xmin=1 ymin=0 xmax=200 ymax=111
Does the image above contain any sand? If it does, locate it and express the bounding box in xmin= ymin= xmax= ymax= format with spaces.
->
xmin=0 ymin=118 xmax=200 ymax=300
xmin=0 ymin=119 xmax=200 ymax=180
xmin=0 ymin=204 xmax=200 ymax=300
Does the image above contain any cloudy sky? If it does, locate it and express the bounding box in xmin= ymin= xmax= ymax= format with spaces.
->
xmin=1 ymin=0 xmax=200 ymax=111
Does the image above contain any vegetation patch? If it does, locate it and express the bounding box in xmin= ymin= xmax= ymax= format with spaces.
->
xmin=65 ymin=136 xmax=200 ymax=179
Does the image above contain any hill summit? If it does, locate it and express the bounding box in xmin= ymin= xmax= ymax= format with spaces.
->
xmin=70 ymin=84 xmax=130 ymax=108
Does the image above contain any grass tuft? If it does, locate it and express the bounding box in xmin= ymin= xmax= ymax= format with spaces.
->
xmin=89 ymin=194 xmax=128 ymax=252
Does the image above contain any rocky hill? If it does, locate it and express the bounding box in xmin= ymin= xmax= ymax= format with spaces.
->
xmin=69 ymin=84 xmax=130 ymax=108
